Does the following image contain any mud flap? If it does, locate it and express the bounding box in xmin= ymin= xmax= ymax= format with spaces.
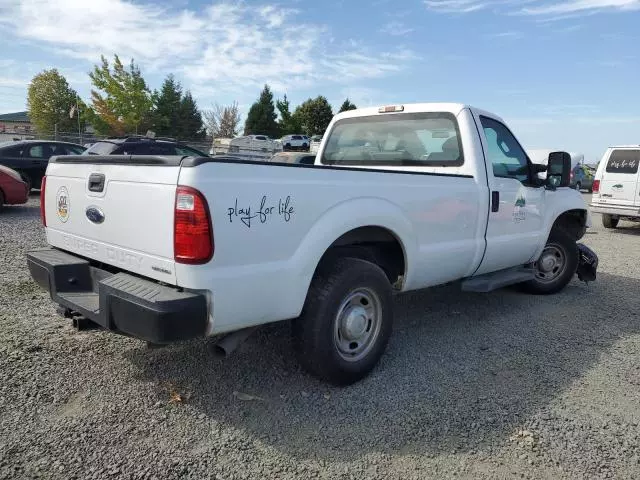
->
xmin=576 ymin=243 xmax=598 ymax=283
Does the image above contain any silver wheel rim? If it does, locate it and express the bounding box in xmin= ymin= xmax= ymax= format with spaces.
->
xmin=534 ymin=243 xmax=567 ymax=283
xmin=333 ymin=288 xmax=382 ymax=362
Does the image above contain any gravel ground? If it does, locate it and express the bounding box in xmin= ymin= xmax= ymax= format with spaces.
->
xmin=1 ymin=194 xmax=639 ymax=480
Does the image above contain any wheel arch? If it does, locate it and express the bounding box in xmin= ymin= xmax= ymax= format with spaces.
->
xmin=288 ymin=197 xmax=416 ymax=318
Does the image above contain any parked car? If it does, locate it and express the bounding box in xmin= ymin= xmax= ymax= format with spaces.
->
xmin=0 ymin=164 xmax=29 ymax=211
xmin=281 ymin=134 xmax=309 ymax=151
xmin=85 ymin=136 xmax=209 ymax=157
xmin=270 ymin=151 xmax=316 ymax=164
xmin=310 ymin=135 xmax=323 ymax=154
xmin=0 ymin=140 xmax=85 ymax=191
xmin=589 ymin=146 xmax=640 ymax=228
xmin=28 ymin=102 xmax=596 ymax=386
xmin=570 ymin=164 xmax=594 ymax=192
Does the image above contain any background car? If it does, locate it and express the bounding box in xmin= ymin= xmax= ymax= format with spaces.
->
xmin=280 ymin=134 xmax=309 ymax=151
xmin=570 ymin=164 xmax=594 ymax=192
xmin=85 ymin=136 xmax=209 ymax=157
xmin=0 ymin=140 xmax=85 ymax=191
xmin=0 ymin=164 xmax=29 ymax=212
xmin=270 ymin=151 xmax=316 ymax=164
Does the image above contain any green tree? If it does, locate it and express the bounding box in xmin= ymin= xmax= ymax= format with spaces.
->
xmin=244 ymin=84 xmax=279 ymax=137
xmin=27 ymin=69 xmax=82 ymax=135
xmin=88 ymin=54 xmax=153 ymax=135
xmin=293 ymin=96 xmax=334 ymax=136
xmin=276 ymin=94 xmax=301 ymax=135
xmin=151 ymin=74 xmax=183 ymax=136
xmin=338 ymin=98 xmax=357 ymax=112
xmin=176 ymin=91 xmax=205 ymax=139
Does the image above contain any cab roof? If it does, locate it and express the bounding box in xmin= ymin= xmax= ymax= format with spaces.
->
xmin=332 ymin=102 xmax=504 ymax=124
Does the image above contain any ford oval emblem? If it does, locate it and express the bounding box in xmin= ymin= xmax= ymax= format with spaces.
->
xmin=85 ymin=206 xmax=105 ymax=224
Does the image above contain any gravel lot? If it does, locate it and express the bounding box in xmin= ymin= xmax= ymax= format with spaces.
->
xmin=1 ymin=194 xmax=639 ymax=480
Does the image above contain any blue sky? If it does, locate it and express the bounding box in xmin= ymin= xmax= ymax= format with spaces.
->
xmin=0 ymin=0 xmax=639 ymax=162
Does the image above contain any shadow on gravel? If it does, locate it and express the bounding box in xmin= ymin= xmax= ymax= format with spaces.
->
xmin=127 ymin=272 xmax=640 ymax=462
xmin=608 ymin=224 xmax=640 ymax=236
xmin=0 ymin=204 xmax=40 ymax=217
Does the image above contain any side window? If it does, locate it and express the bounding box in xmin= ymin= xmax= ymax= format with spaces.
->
xmin=480 ymin=116 xmax=529 ymax=183
xmin=150 ymin=144 xmax=177 ymax=155
xmin=26 ymin=144 xmax=53 ymax=159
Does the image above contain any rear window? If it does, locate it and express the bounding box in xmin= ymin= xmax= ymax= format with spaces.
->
xmin=321 ymin=112 xmax=463 ymax=167
xmin=606 ymin=149 xmax=640 ymax=174
xmin=86 ymin=141 xmax=117 ymax=155
xmin=292 ymin=135 xmax=302 ymax=140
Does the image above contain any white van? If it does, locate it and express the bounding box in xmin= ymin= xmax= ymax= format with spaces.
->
xmin=589 ymin=146 xmax=640 ymax=228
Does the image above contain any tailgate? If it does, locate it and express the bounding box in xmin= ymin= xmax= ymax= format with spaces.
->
xmin=598 ymin=149 xmax=640 ymax=207
xmin=43 ymin=155 xmax=181 ymax=284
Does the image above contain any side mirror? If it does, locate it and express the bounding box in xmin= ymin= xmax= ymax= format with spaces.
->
xmin=546 ymin=151 xmax=571 ymax=189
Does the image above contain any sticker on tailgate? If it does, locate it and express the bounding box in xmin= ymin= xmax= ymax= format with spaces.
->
xmin=56 ymin=186 xmax=70 ymax=222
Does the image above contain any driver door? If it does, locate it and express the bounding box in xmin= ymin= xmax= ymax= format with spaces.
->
xmin=474 ymin=115 xmax=546 ymax=275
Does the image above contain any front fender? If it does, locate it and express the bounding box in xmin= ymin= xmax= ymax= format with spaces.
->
xmin=531 ymin=187 xmax=590 ymax=261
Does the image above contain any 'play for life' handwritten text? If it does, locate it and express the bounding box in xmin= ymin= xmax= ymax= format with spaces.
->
xmin=227 ymin=195 xmax=294 ymax=228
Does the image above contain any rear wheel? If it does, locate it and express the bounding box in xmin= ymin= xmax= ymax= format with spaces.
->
xmin=293 ymin=257 xmax=393 ymax=385
xmin=0 ymin=189 xmax=4 ymax=212
xmin=521 ymin=228 xmax=578 ymax=295
xmin=602 ymin=214 xmax=619 ymax=229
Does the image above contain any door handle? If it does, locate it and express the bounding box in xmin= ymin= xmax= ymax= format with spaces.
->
xmin=491 ymin=191 xmax=500 ymax=212
xmin=88 ymin=173 xmax=105 ymax=192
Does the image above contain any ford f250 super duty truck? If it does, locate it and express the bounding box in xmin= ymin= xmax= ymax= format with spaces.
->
xmin=27 ymin=103 xmax=598 ymax=385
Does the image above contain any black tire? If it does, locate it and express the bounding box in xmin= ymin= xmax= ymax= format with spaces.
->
xmin=602 ymin=214 xmax=619 ymax=229
xmin=0 ymin=189 xmax=4 ymax=212
xmin=293 ymin=257 xmax=393 ymax=385
xmin=17 ymin=172 xmax=31 ymax=192
xmin=285 ymin=143 xmax=291 ymax=151
xmin=520 ymin=228 xmax=579 ymax=295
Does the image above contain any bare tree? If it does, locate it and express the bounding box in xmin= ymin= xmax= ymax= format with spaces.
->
xmin=203 ymin=102 xmax=241 ymax=138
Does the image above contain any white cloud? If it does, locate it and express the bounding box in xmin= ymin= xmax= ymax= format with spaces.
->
xmin=424 ymin=0 xmax=640 ymax=16
xmin=521 ymin=0 xmax=640 ymax=15
xmin=380 ymin=21 xmax=415 ymax=36
xmin=0 ymin=0 xmax=416 ymax=99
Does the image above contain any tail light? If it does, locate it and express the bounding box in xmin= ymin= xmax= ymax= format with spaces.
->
xmin=174 ymin=186 xmax=213 ymax=264
xmin=40 ymin=176 xmax=47 ymax=227
xmin=592 ymin=180 xmax=600 ymax=193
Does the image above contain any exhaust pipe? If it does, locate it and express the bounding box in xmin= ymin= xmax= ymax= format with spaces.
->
xmin=213 ymin=326 xmax=258 ymax=357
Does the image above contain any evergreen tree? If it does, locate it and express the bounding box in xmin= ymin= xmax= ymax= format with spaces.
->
xmin=244 ymin=84 xmax=279 ymax=137
xmin=151 ymin=74 xmax=182 ymax=136
xmin=338 ymin=98 xmax=357 ymax=112
xmin=176 ymin=91 xmax=205 ymax=139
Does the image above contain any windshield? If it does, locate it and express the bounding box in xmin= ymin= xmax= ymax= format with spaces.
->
xmin=85 ymin=141 xmax=117 ymax=155
xmin=321 ymin=112 xmax=463 ymax=167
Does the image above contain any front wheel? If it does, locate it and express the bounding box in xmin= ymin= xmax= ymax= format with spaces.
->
xmin=520 ymin=229 xmax=578 ymax=295
xmin=293 ymin=257 xmax=393 ymax=385
xmin=602 ymin=214 xmax=619 ymax=229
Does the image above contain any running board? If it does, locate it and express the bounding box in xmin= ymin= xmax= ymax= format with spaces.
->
xmin=461 ymin=267 xmax=534 ymax=293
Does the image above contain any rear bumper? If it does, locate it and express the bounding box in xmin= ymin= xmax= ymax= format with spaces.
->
xmin=589 ymin=202 xmax=640 ymax=218
xmin=27 ymin=248 xmax=208 ymax=344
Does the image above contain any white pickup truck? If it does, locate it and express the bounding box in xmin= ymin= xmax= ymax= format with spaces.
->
xmin=27 ymin=103 xmax=598 ymax=385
